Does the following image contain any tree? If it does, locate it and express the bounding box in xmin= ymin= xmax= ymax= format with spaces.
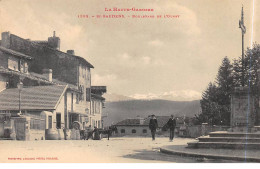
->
xmin=233 ymin=44 xmax=260 ymax=93
xmin=197 ymin=44 xmax=260 ymax=126
xmin=199 ymin=57 xmax=234 ymax=125
xmin=199 ymin=82 xmax=220 ymax=125
xmin=215 ymin=57 xmax=234 ymax=125
xmin=216 ymin=56 xmax=234 ymax=105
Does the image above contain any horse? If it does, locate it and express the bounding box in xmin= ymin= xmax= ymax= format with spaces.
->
xmin=99 ymin=125 xmax=118 ymax=140
xmin=80 ymin=125 xmax=118 ymax=140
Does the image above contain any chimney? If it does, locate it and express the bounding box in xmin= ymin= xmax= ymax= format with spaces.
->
xmin=1 ymin=32 xmax=10 ymax=48
xmin=137 ymin=116 xmax=145 ymax=125
xmin=42 ymin=69 xmax=53 ymax=82
xmin=48 ymin=31 xmax=60 ymax=50
xmin=67 ymin=50 xmax=75 ymax=55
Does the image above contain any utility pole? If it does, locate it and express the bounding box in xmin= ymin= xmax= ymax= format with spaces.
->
xmin=239 ymin=5 xmax=246 ymax=86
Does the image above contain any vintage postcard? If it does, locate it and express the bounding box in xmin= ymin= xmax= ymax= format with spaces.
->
xmin=0 ymin=0 xmax=260 ymax=164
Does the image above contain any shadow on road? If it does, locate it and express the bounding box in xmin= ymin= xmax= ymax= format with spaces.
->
xmin=122 ymin=147 xmax=238 ymax=163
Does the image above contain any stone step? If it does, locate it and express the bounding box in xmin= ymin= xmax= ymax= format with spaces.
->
xmin=187 ymin=141 xmax=260 ymax=149
xmin=198 ymin=137 xmax=260 ymax=143
xmin=209 ymin=132 xmax=260 ymax=138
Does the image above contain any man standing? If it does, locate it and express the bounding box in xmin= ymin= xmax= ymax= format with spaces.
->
xmin=167 ymin=115 xmax=176 ymax=141
xmin=149 ymin=115 xmax=158 ymax=141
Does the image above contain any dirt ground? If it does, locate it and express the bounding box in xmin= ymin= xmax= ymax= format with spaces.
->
xmin=0 ymin=137 xmax=201 ymax=163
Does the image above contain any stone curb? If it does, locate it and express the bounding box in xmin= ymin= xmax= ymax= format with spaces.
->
xmin=160 ymin=147 xmax=260 ymax=162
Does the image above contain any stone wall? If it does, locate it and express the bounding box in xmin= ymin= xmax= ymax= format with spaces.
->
xmin=0 ymin=51 xmax=8 ymax=68
xmin=115 ymin=126 xmax=151 ymax=137
xmin=9 ymin=34 xmax=78 ymax=85
xmin=28 ymin=130 xmax=45 ymax=140
xmin=184 ymin=125 xmax=229 ymax=138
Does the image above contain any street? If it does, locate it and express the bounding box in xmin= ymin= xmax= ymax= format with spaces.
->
xmin=0 ymin=137 xmax=202 ymax=163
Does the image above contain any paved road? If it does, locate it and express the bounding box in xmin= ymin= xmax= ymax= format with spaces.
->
xmin=0 ymin=137 xmax=232 ymax=163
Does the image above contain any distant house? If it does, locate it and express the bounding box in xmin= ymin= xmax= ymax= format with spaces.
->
xmin=114 ymin=116 xmax=170 ymax=136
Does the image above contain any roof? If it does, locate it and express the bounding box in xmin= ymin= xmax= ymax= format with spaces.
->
xmin=67 ymin=53 xmax=94 ymax=69
xmin=0 ymin=67 xmax=80 ymax=93
xmin=115 ymin=116 xmax=171 ymax=128
xmin=0 ymin=46 xmax=32 ymax=60
xmin=0 ymin=85 xmax=67 ymax=111
xmin=143 ymin=116 xmax=170 ymax=128
xmin=30 ymin=72 xmax=78 ymax=91
xmin=0 ymin=67 xmax=55 ymax=85
xmin=115 ymin=119 xmax=143 ymax=126
xmin=91 ymin=86 xmax=107 ymax=93
xmin=10 ymin=33 xmax=94 ymax=68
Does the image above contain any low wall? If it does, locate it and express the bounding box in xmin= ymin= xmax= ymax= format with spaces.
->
xmin=28 ymin=130 xmax=45 ymax=140
xmin=183 ymin=125 xmax=230 ymax=138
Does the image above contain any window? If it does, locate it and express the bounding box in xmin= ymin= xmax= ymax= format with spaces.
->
xmin=84 ymin=67 xmax=87 ymax=79
xmin=24 ymin=62 xmax=28 ymax=73
xmin=76 ymin=94 xmax=79 ymax=104
xmin=82 ymin=66 xmax=84 ymax=78
xmin=8 ymin=56 xmax=19 ymax=71
xmin=56 ymin=113 xmax=61 ymax=129
xmin=91 ymin=100 xmax=94 ymax=115
xmin=121 ymin=129 xmax=125 ymax=133
xmin=48 ymin=116 xmax=52 ymax=129
xmin=132 ymin=129 xmax=136 ymax=133
xmin=71 ymin=93 xmax=73 ymax=112
xmin=98 ymin=120 xmax=100 ymax=128
xmin=95 ymin=102 xmax=99 ymax=114
xmin=143 ymin=129 xmax=147 ymax=133
xmin=19 ymin=60 xmax=24 ymax=72
xmin=79 ymin=85 xmax=84 ymax=101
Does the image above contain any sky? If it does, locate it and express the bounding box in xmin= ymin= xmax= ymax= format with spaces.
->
xmin=0 ymin=0 xmax=259 ymax=101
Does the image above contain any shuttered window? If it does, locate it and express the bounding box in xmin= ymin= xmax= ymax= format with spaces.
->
xmin=86 ymin=88 xmax=91 ymax=101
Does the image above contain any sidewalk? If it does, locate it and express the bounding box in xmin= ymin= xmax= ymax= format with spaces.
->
xmin=160 ymin=138 xmax=260 ymax=162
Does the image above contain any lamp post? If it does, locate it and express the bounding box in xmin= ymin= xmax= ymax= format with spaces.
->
xmin=17 ymin=81 xmax=23 ymax=116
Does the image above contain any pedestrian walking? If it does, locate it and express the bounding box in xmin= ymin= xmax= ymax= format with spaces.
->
xmin=167 ymin=115 xmax=176 ymax=141
xmin=93 ymin=126 xmax=101 ymax=140
xmin=86 ymin=125 xmax=93 ymax=140
xmin=149 ymin=114 xmax=158 ymax=141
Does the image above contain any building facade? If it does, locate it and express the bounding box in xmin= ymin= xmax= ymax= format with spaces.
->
xmin=114 ymin=116 xmax=170 ymax=137
xmin=0 ymin=31 xmax=106 ymax=140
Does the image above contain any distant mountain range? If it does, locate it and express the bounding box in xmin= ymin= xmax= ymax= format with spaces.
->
xmin=102 ymin=99 xmax=201 ymax=127
xmin=103 ymin=93 xmax=135 ymax=102
xmin=103 ymin=91 xmax=201 ymax=102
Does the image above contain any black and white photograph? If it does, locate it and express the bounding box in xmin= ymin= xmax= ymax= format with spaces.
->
xmin=0 ymin=0 xmax=260 ymax=164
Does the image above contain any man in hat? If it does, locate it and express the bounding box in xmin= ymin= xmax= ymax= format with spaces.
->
xmin=149 ymin=114 xmax=158 ymax=141
xmin=167 ymin=115 xmax=176 ymax=141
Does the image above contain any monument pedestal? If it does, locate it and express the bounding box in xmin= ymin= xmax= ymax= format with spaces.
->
xmin=230 ymin=87 xmax=256 ymax=132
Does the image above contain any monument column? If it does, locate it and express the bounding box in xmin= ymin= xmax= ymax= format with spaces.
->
xmin=230 ymin=6 xmax=257 ymax=131
xmin=239 ymin=6 xmax=246 ymax=87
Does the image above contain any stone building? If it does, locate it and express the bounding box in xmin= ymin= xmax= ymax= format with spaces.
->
xmin=114 ymin=116 xmax=170 ymax=137
xmin=90 ymin=86 xmax=106 ymax=128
